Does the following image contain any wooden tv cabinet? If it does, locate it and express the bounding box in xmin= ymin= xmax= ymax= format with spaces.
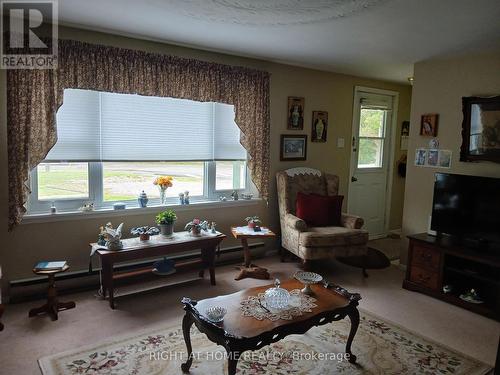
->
xmin=403 ymin=233 xmax=500 ymax=321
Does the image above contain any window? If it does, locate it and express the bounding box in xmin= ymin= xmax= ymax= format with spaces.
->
xmin=215 ymin=161 xmax=246 ymax=191
xmin=37 ymin=162 xmax=89 ymax=200
xmin=357 ymin=108 xmax=388 ymax=168
xmin=28 ymin=90 xmax=250 ymax=214
xmin=102 ymin=162 xmax=205 ymax=201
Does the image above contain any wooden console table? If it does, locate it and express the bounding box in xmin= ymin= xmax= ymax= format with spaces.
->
xmin=91 ymin=231 xmax=225 ymax=309
xmin=181 ymin=279 xmax=361 ymax=375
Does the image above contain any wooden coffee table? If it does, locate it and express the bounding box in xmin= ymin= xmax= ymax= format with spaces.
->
xmin=181 ymin=279 xmax=361 ymax=374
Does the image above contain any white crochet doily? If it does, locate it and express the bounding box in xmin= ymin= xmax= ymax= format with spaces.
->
xmin=240 ymin=289 xmax=317 ymax=321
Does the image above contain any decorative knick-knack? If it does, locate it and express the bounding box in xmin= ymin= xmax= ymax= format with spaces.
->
xmin=50 ymin=201 xmax=57 ymax=214
xmin=211 ymin=221 xmax=217 ymax=234
xmin=179 ymin=192 xmax=185 ymax=205
xmin=231 ymin=190 xmax=239 ymax=200
xmin=184 ymin=191 xmax=190 ymax=204
xmin=138 ymin=190 xmax=149 ymax=208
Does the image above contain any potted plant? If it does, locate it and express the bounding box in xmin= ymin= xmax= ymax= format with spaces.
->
xmin=156 ymin=209 xmax=177 ymax=237
xmin=130 ymin=226 xmax=160 ymax=241
xmin=185 ymin=218 xmax=208 ymax=236
xmin=245 ymin=216 xmax=262 ymax=229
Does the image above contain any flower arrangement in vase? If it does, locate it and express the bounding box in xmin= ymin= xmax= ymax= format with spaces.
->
xmin=156 ymin=209 xmax=177 ymax=237
xmin=245 ymin=216 xmax=262 ymax=231
xmin=185 ymin=218 xmax=208 ymax=236
xmin=153 ymin=176 xmax=173 ymax=205
xmin=130 ymin=226 xmax=160 ymax=241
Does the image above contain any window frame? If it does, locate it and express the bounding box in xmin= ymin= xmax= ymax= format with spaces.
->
xmin=28 ymin=160 xmax=251 ymax=214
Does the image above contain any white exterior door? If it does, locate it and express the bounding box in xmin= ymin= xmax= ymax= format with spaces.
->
xmin=348 ymin=89 xmax=396 ymax=238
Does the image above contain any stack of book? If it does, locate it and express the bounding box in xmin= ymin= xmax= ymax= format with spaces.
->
xmin=34 ymin=261 xmax=67 ymax=272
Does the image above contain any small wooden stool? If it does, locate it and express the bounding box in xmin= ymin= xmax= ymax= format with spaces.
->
xmin=29 ymin=264 xmax=75 ymax=321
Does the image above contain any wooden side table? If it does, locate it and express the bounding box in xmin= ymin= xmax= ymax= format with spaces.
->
xmin=29 ymin=264 xmax=75 ymax=321
xmin=231 ymin=226 xmax=276 ymax=280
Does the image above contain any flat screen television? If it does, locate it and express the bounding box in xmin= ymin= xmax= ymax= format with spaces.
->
xmin=431 ymin=173 xmax=500 ymax=249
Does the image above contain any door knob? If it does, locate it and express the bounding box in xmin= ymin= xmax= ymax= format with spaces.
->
xmin=351 ymin=176 xmax=358 ymax=182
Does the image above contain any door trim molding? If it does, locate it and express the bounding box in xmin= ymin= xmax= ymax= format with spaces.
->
xmin=348 ymin=86 xmax=400 ymax=237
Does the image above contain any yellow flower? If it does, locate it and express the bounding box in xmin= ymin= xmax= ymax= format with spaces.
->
xmin=154 ymin=175 xmax=174 ymax=188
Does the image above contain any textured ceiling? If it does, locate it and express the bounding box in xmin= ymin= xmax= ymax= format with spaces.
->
xmin=58 ymin=0 xmax=500 ymax=83
xmin=169 ymin=0 xmax=388 ymax=25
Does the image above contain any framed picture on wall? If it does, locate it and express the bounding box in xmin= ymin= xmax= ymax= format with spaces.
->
xmin=287 ymin=96 xmax=305 ymax=130
xmin=420 ymin=114 xmax=439 ymax=136
xmin=415 ymin=148 xmax=427 ymax=166
xmin=311 ymin=111 xmax=328 ymax=142
xmin=280 ymin=134 xmax=308 ymax=161
xmin=460 ymin=95 xmax=500 ymax=163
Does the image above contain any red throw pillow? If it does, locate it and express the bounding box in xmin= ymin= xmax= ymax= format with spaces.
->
xmin=295 ymin=192 xmax=344 ymax=227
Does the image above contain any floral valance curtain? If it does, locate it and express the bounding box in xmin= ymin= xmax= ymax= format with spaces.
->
xmin=7 ymin=39 xmax=270 ymax=229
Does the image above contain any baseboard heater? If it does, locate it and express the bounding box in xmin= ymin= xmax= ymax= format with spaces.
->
xmin=9 ymin=242 xmax=265 ymax=303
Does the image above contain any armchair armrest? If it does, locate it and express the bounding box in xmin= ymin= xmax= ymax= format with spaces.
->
xmin=284 ymin=213 xmax=307 ymax=232
xmin=341 ymin=213 xmax=364 ymax=229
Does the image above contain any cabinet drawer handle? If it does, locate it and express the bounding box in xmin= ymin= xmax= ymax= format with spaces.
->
xmin=418 ymin=274 xmax=431 ymax=282
xmin=420 ymin=253 xmax=432 ymax=261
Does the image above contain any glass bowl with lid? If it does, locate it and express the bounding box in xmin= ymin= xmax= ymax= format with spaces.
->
xmin=264 ymin=279 xmax=290 ymax=310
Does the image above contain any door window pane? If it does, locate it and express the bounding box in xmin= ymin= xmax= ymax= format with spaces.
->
xmin=358 ymin=139 xmax=383 ymax=168
xmin=103 ymin=162 xmax=204 ymax=201
xmin=215 ymin=161 xmax=246 ymax=190
xmin=359 ymin=109 xmax=385 ymax=137
xmin=37 ymin=162 xmax=89 ymax=200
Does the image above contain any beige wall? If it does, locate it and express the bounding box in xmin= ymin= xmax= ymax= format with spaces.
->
xmin=401 ymin=51 xmax=500 ymax=264
xmin=0 ymin=26 xmax=411 ymax=292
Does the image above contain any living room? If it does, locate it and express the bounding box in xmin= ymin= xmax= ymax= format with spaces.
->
xmin=0 ymin=1 xmax=499 ymax=374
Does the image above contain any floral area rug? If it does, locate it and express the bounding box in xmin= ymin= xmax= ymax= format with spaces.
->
xmin=39 ymin=310 xmax=491 ymax=375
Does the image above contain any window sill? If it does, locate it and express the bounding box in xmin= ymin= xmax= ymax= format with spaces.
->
xmin=22 ymin=198 xmax=262 ymax=224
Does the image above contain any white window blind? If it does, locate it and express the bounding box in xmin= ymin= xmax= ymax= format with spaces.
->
xmin=45 ymin=89 xmax=246 ymax=162
xmin=360 ymin=93 xmax=393 ymax=110
xmin=45 ymin=90 xmax=101 ymax=161
xmin=214 ymin=103 xmax=247 ymax=160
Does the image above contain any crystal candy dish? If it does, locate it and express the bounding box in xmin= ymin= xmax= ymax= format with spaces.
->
xmin=205 ymin=306 xmax=227 ymax=323
xmin=294 ymin=271 xmax=323 ymax=295
xmin=264 ymin=279 xmax=290 ymax=310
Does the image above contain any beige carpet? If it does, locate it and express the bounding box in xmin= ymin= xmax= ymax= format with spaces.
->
xmin=39 ymin=310 xmax=491 ymax=375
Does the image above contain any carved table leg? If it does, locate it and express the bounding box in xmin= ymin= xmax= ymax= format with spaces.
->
xmin=181 ymin=314 xmax=194 ymax=373
xmin=28 ymin=273 xmax=75 ymax=321
xmin=227 ymin=350 xmax=240 ymax=375
xmin=346 ymin=308 xmax=360 ymax=363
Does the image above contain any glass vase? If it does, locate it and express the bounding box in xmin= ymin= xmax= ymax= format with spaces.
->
xmin=159 ymin=188 xmax=167 ymax=205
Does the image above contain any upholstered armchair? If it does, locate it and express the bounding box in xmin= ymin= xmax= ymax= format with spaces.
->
xmin=276 ymin=168 xmax=368 ymax=269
